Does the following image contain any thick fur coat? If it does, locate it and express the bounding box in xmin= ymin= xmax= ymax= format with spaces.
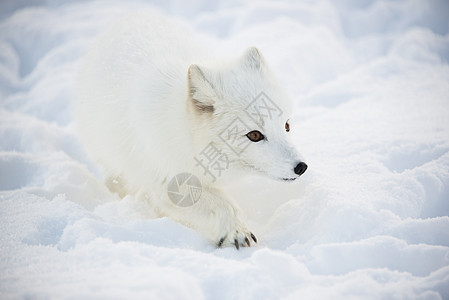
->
xmin=76 ymin=13 xmax=307 ymax=248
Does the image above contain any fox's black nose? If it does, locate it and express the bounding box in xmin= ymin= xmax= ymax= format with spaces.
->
xmin=294 ymin=162 xmax=308 ymax=176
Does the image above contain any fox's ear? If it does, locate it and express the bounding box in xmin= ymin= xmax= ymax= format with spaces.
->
xmin=242 ymin=47 xmax=264 ymax=70
xmin=188 ymin=64 xmax=215 ymax=113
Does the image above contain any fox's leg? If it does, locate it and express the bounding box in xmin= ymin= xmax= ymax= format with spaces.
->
xmin=147 ymin=184 xmax=257 ymax=249
xmin=105 ymin=174 xmax=128 ymax=198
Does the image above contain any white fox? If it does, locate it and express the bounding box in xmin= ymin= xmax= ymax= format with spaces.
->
xmin=76 ymin=13 xmax=307 ymax=248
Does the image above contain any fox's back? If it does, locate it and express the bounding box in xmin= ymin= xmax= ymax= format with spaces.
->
xmin=76 ymin=13 xmax=200 ymax=191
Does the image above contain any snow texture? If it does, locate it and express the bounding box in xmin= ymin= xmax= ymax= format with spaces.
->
xmin=1 ymin=0 xmax=449 ymax=299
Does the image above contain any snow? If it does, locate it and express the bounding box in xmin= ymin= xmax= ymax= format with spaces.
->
xmin=1 ymin=0 xmax=449 ymax=298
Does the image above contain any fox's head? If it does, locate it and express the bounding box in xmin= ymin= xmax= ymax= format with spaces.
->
xmin=187 ymin=47 xmax=307 ymax=182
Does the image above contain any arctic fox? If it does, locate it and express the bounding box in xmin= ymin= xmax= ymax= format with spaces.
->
xmin=76 ymin=13 xmax=307 ymax=248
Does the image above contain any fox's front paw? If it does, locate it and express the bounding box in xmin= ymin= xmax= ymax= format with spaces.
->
xmin=217 ymin=228 xmax=257 ymax=250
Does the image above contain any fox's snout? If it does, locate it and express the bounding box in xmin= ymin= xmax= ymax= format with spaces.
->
xmin=294 ymin=162 xmax=308 ymax=176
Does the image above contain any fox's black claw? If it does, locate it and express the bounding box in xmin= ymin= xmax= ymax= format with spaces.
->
xmin=251 ymin=233 xmax=257 ymax=244
xmin=217 ymin=233 xmax=256 ymax=249
xmin=217 ymin=237 xmax=225 ymax=248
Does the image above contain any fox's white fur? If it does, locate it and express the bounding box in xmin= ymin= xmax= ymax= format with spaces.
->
xmin=76 ymin=13 xmax=306 ymax=248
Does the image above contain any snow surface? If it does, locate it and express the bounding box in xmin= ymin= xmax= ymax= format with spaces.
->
xmin=1 ymin=0 xmax=449 ymax=299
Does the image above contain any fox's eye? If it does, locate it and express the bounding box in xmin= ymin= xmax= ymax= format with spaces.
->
xmin=285 ymin=120 xmax=290 ymax=132
xmin=246 ymin=130 xmax=264 ymax=142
